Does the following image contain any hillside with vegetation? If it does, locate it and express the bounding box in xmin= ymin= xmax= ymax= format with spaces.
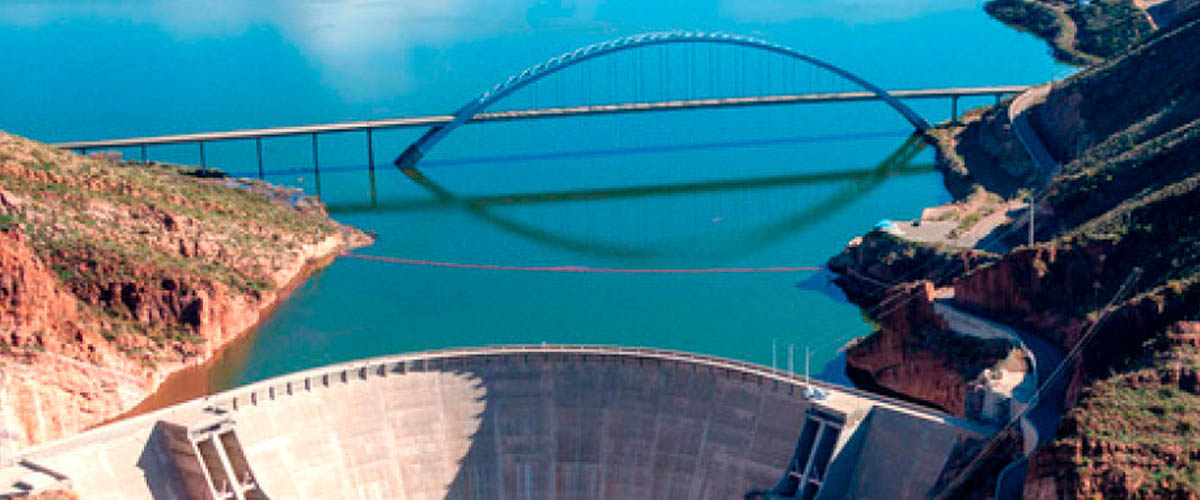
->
xmin=0 ymin=132 xmax=369 ymax=455
xmin=984 ymin=0 xmax=1158 ymax=65
xmin=828 ymin=5 xmax=1200 ymax=497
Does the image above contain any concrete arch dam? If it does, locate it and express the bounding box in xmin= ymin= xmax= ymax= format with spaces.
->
xmin=2 ymin=346 xmax=990 ymax=499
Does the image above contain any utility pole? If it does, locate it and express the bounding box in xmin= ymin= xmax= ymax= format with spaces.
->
xmin=1028 ymin=196 xmax=1035 ymax=247
xmin=788 ymin=344 xmax=794 ymax=375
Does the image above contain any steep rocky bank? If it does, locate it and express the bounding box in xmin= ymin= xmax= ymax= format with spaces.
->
xmin=843 ymin=281 xmax=1014 ymax=415
xmin=984 ymin=0 xmax=1155 ymax=65
xmin=829 ymin=5 xmax=1200 ymax=498
xmin=926 ymin=104 xmax=1041 ymax=200
xmin=826 ymin=231 xmax=997 ymax=307
xmin=1023 ymin=321 xmax=1200 ymax=498
xmin=0 ymin=131 xmax=370 ymax=455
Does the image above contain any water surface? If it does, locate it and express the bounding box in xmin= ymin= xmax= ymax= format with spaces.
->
xmin=0 ymin=0 xmax=1069 ymax=390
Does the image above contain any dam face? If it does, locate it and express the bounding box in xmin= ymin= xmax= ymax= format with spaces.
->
xmin=1 ymin=347 xmax=987 ymax=499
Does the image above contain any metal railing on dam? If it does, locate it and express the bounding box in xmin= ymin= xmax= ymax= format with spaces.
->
xmin=12 ymin=344 xmax=989 ymax=462
xmin=9 ymin=342 xmax=984 ymax=460
xmin=215 ymin=344 xmax=971 ymax=422
xmin=6 ymin=345 xmax=996 ymax=499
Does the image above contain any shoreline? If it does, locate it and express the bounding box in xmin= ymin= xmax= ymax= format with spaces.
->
xmin=94 ymin=240 xmax=355 ymax=427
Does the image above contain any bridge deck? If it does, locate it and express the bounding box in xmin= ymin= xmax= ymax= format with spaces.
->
xmin=53 ymin=86 xmax=1028 ymax=149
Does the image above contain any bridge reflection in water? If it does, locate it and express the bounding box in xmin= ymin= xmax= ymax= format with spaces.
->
xmin=336 ymin=133 xmax=931 ymax=260
xmin=27 ymin=30 xmax=1025 ymax=500
xmin=53 ymin=31 xmax=1021 ymax=206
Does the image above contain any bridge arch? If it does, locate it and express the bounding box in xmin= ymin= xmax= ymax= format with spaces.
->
xmin=395 ymin=30 xmax=932 ymax=169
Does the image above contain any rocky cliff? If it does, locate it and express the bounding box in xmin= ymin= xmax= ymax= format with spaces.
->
xmin=0 ymin=131 xmax=370 ymax=455
xmin=844 ymin=281 xmax=1014 ymax=415
xmin=1023 ymin=321 xmax=1200 ymax=499
xmin=985 ymin=0 xmax=1155 ymax=65
xmin=1147 ymin=0 xmax=1200 ymax=26
xmin=826 ymin=230 xmax=997 ymax=306
xmin=830 ymin=6 xmax=1200 ymax=498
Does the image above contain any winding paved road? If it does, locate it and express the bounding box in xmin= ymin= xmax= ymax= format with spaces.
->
xmin=994 ymin=326 xmax=1069 ymax=500
xmin=1009 ymin=84 xmax=1058 ymax=185
xmin=992 ymin=83 xmax=1071 ymax=500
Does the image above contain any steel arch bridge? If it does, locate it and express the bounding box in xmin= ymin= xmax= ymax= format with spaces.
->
xmin=394 ymin=30 xmax=933 ymax=169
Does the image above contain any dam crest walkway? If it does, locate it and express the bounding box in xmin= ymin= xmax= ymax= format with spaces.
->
xmin=4 ymin=345 xmax=996 ymax=500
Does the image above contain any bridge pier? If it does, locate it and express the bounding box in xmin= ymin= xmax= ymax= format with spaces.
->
xmin=311 ymin=133 xmax=321 ymax=199
xmin=255 ymin=137 xmax=264 ymax=180
xmin=367 ymin=129 xmax=377 ymax=207
xmin=52 ymin=83 xmax=1029 ymax=194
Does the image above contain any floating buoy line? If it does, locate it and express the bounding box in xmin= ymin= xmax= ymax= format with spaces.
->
xmin=339 ymin=252 xmax=824 ymax=274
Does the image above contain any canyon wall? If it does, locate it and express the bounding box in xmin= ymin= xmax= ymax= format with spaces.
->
xmin=0 ymin=131 xmax=369 ymax=454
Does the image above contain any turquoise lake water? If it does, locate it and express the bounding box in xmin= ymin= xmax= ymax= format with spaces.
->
xmin=0 ymin=1 xmax=1068 ymax=390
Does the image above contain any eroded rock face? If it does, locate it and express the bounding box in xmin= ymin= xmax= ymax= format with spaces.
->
xmin=862 ymin=10 xmax=1200 ymax=497
xmin=1032 ymin=13 xmax=1200 ymax=163
xmin=954 ymin=236 xmax=1200 ymax=401
xmin=953 ymin=245 xmax=1101 ymax=346
xmin=0 ymin=131 xmax=370 ymax=453
xmin=1023 ymin=322 xmax=1200 ymax=500
xmin=0 ymin=229 xmax=145 ymax=451
xmin=845 ymin=281 xmax=968 ymax=414
xmin=826 ymin=231 xmax=996 ymax=307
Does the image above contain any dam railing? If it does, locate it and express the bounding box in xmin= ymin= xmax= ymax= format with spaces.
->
xmin=211 ymin=345 xmax=982 ymax=430
xmin=13 ymin=344 xmax=995 ymax=464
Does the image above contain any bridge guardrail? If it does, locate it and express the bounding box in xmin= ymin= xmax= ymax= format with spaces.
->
xmin=52 ymin=87 xmax=1029 ymax=151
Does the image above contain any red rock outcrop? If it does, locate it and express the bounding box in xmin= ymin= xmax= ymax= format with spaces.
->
xmin=954 ymin=237 xmax=1200 ymax=403
xmin=0 ymin=229 xmax=147 ymax=451
xmin=845 ymin=281 xmax=969 ymax=414
xmin=952 ymin=245 xmax=1102 ymax=346
xmin=826 ymin=230 xmax=996 ymax=307
xmin=1023 ymin=322 xmax=1200 ymax=500
xmin=0 ymin=131 xmax=370 ymax=453
xmin=891 ymin=10 xmax=1200 ymax=498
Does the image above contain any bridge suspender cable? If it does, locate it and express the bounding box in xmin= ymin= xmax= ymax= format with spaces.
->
xmin=339 ymin=252 xmax=824 ymax=274
xmin=393 ymin=30 xmax=935 ymax=170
